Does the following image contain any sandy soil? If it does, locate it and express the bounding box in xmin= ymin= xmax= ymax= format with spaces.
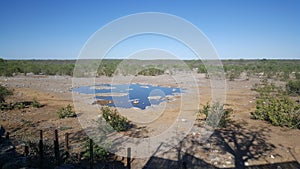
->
xmin=0 ymin=74 xmax=300 ymax=168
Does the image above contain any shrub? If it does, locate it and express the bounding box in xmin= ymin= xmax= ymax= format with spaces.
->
xmin=286 ymin=80 xmax=300 ymax=95
xmin=199 ymin=102 xmax=232 ymax=128
xmin=295 ymin=72 xmax=300 ymax=80
xmin=197 ymin=65 xmax=207 ymax=73
xmin=199 ymin=102 xmax=210 ymax=117
xmin=101 ymin=107 xmax=130 ymax=132
xmin=137 ymin=68 xmax=164 ymax=76
xmin=57 ymin=104 xmax=76 ymax=119
xmin=0 ymin=85 xmax=13 ymax=103
xmin=16 ymin=102 xmax=25 ymax=109
xmin=31 ymin=97 xmax=41 ymax=108
xmin=82 ymin=140 xmax=111 ymax=161
xmin=227 ymin=70 xmax=241 ymax=81
xmin=253 ymin=96 xmax=300 ymax=128
xmin=252 ymin=81 xmax=300 ymax=129
xmin=0 ymin=102 xmax=13 ymax=110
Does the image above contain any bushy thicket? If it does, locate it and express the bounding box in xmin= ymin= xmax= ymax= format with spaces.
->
xmin=286 ymin=80 xmax=300 ymax=95
xmin=137 ymin=68 xmax=164 ymax=76
xmin=189 ymin=59 xmax=300 ymax=81
xmin=0 ymin=58 xmax=74 ymax=76
xmin=252 ymin=80 xmax=300 ymax=129
xmin=97 ymin=60 xmax=121 ymax=77
xmin=1 ymin=58 xmax=300 ymax=79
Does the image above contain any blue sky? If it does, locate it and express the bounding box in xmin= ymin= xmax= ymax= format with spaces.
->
xmin=0 ymin=0 xmax=299 ymax=60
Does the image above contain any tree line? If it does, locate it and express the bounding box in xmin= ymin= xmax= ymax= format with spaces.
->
xmin=1 ymin=58 xmax=300 ymax=80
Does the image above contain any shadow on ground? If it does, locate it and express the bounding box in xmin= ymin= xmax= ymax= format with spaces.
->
xmin=142 ymin=120 xmax=300 ymax=169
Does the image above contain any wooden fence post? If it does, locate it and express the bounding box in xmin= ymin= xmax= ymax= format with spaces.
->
xmin=64 ymin=133 xmax=69 ymax=158
xmin=54 ymin=129 xmax=60 ymax=165
xmin=78 ymin=153 xmax=81 ymax=163
xmin=39 ymin=130 xmax=44 ymax=159
xmin=89 ymin=139 xmax=94 ymax=169
xmin=127 ymin=147 xmax=131 ymax=169
xmin=39 ymin=130 xmax=44 ymax=168
xmin=5 ymin=132 xmax=9 ymax=139
xmin=24 ymin=145 xmax=29 ymax=156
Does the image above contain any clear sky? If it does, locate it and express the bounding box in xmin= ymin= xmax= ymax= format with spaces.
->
xmin=0 ymin=0 xmax=299 ymax=60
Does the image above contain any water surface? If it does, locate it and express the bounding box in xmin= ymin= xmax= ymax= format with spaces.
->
xmin=73 ymin=83 xmax=181 ymax=110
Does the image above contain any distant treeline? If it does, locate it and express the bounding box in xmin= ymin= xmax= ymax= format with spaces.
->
xmin=1 ymin=58 xmax=300 ymax=80
xmin=190 ymin=59 xmax=300 ymax=80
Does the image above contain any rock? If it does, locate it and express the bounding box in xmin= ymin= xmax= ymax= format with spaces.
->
xmin=212 ymin=149 xmax=219 ymax=153
xmin=225 ymin=161 xmax=231 ymax=165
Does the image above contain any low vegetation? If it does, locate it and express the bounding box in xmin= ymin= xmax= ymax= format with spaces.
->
xmin=31 ymin=97 xmax=42 ymax=108
xmin=0 ymin=58 xmax=74 ymax=76
xmin=0 ymin=85 xmax=13 ymax=103
xmin=252 ymin=80 xmax=300 ymax=129
xmin=0 ymin=86 xmax=42 ymax=110
xmin=137 ymin=68 xmax=164 ymax=76
xmin=101 ymin=106 xmax=131 ymax=132
xmin=82 ymin=107 xmax=131 ymax=162
xmin=286 ymin=80 xmax=300 ymax=96
xmin=198 ymin=102 xmax=232 ymax=128
xmin=2 ymin=58 xmax=299 ymax=80
xmin=83 ymin=140 xmax=111 ymax=162
xmin=57 ymin=104 xmax=76 ymax=119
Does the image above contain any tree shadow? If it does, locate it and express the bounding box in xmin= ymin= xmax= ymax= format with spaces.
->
xmin=141 ymin=119 xmax=300 ymax=169
xmin=209 ymin=120 xmax=276 ymax=168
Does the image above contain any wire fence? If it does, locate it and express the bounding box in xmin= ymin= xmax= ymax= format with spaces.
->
xmin=3 ymin=129 xmax=131 ymax=169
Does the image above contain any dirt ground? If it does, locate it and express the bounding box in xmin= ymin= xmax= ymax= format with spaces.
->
xmin=0 ymin=74 xmax=300 ymax=168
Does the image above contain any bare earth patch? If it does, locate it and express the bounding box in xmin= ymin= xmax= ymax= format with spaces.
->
xmin=1 ymin=74 xmax=300 ymax=168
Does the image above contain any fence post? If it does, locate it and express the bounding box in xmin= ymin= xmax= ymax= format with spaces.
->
xmin=64 ymin=133 xmax=69 ymax=158
xmin=24 ymin=145 xmax=29 ymax=156
xmin=5 ymin=132 xmax=9 ymax=139
xmin=54 ymin=129 xmax=60 ymax=165
xmin=39 ymin=130 xmax=44 ymax=161
xmin=78 ymin=153 xmax=81 ymax=163
xmin=127 ymin=147 xmax=131 ymax=169
xmin=89 ymin=139 xmax=93 ymax=169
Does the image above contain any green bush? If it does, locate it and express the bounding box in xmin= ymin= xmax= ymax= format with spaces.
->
xmin=199 ymin=102 xmax=210 ymax=117
xmin=252 ymin=81 xmax=300 ymax=129
xmin=0 ymin=103 xmax=13 ymax=110
xmin=226 ymin=70 xmax=241 ymax=81
xmin=295 ymin=72 xmax=300 ymax=79
xmin=16 ymin=102 xmax=25 ymax=109
xmin=253 ymin=96 xmax=300 ymax=128
xmin=286 ymin=80 xmax=300 ymax=95
xmin=101 ymin=107 xmax=130 ymax=132
xmin=57 ymin=104 xmax=76 ymax=119
xmin=199 ymin=102 xmax=232 ymax=128
xmin=137 ymin=68 xmax=164 ymax=76
xmin=31 ymin=97 xmax=41 ymax=108
xmin=197 ymin=65 xmax=207 ymax=73
xmin=0 ymin=85 xmax=13 ymax=103
xmin=83 ymin=140 xmax=111 ymax=161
